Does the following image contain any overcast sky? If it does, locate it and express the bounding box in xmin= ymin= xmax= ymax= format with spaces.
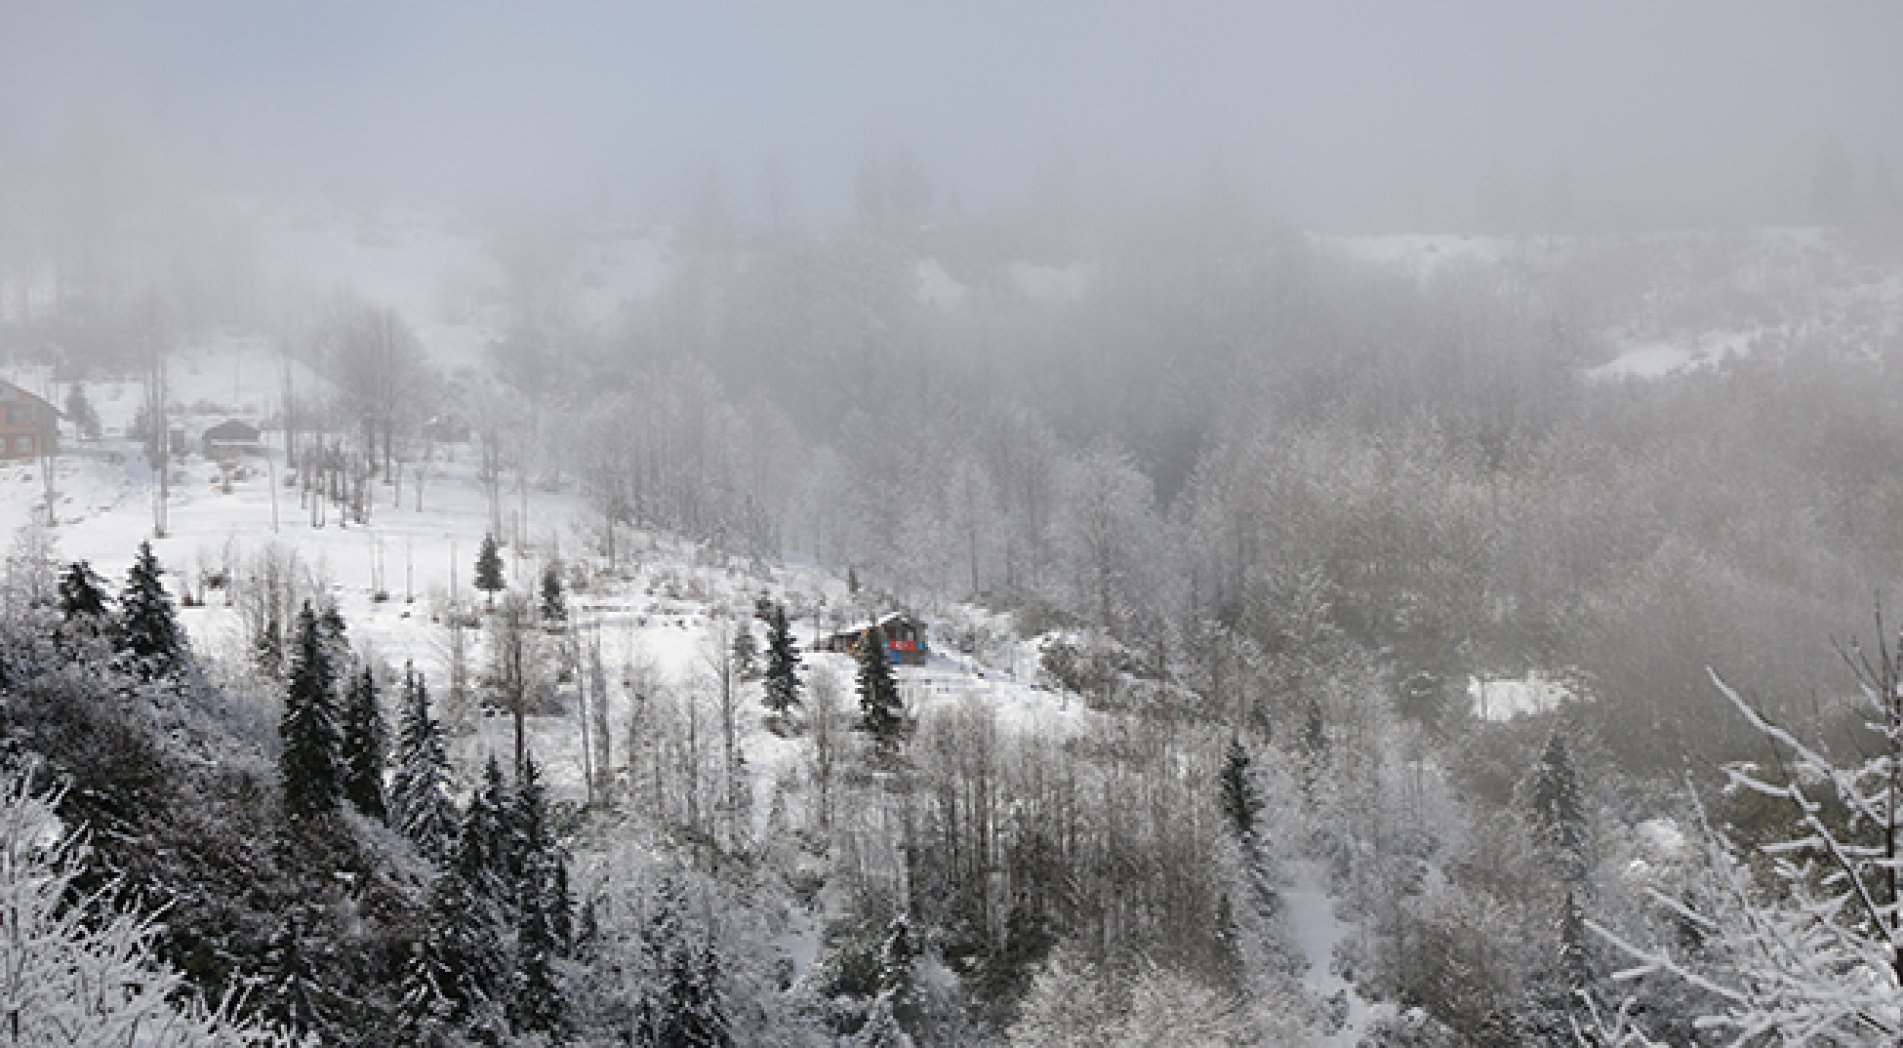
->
xmin=5 ymin=2 xmax=1899 ymax=228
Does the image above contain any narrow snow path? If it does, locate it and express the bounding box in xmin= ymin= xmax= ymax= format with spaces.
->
xmin=1283 ymin=859 xmax=1371 ymax=1046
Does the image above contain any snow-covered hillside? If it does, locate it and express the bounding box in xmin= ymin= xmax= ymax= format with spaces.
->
xmin=1 ymin=330 xmax=1092 ymax=808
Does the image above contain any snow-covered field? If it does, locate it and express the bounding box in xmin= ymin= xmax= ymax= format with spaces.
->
xmin=1587 ymin=328 xmax=1761 ymax=380
xmin=1468 ymin=673 xmax=1575 ymax=722
xmin=2 ymin=329 xmax=1092 ymax=810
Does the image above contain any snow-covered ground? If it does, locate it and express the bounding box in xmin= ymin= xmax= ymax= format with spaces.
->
xmin=26 ymin=202 xmax=1887 ymax=1037
xmin=1586 ymin=328 xmax=1760 ymax=380
xmin=2 ymin=328 xmax=1096 ymax=812
xmin=1468 ymin=673 xmax=1575 ymax=722
xmin=1284 ymin=859 xmax=1371 ymax=1046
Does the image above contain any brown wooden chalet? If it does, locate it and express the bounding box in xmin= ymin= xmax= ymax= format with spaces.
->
xmin=0 ymin=379 xmax=59 ymax=462
xmin=818 ymin=611 xmax=929 ymax=666
xmin=201 ymin=418 xmax=264 ymax=460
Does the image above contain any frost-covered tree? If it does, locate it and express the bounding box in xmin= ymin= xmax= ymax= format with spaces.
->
xmin=1052 ymin=445 xmax=1160 ymax=639
xmin=856 ymin=624 xmax=905 ymax=753
xmin=1591 ymin=649 xmax=1903 ymax=1044
xmin=280 ymin=602 xmax=344 ymax=821
xmin=318 ymin=299 xmax=428 ymax=479
xmin=1111 ymin=964 xmax=1256 ymax=1046
xmin=119 ymin=539 xmax=184 ymax=677
xmin=1007 ymin=949 xmax=1113 ymax=1048
xmin=4 ymin=519 xmax=58 ymax=610
xmin=1010 ymin=950 xmax=1257 ymax=1047
xmin=238 ymin=542 xmax=305 ymax=682
xmin=0 ymin=770 xmax=306 ymax=1046
xmin=489 ymin=590 xmax=548 ymax=773
xmin=389 ymin=665 xmax=458 ymax=859
xmin=873 ymin=913 xmax=921 ymax=1037
xmin=339 ymin=664 xmax=388 ymax=822
xmin=761 ymin=602 xmax=803 ymax=730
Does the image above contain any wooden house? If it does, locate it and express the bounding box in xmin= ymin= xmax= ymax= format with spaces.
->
xmin=0 ymin=379 xmax=59 ymax=462
xmin=818 ymin=611 xmax=930 ymax=666
xmin=201 ymin=418 xmax=264 ymax=460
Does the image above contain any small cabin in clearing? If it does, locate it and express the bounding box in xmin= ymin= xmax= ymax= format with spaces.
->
xmin=201 ymin=419 xmax=264 ymax=460
xmin=0 ymin=379 xmax=59 ymax=461
xmin=818 ymin=612 xmax=929 ymax=666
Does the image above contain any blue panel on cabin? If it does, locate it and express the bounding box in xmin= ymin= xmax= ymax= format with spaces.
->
xmin=889 ymin=649 xmax=901 ymax=665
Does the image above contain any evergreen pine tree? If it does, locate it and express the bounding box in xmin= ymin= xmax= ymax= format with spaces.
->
xmin=398 ymin=759 xmax=520 ymax=1041
xmin=1216 ymin=737 xmax=1278 ymax=925
xmin=761 ymin=602 xmax=803 ymax=730
xmin=1522 ymin=887 xmax=1602 ymax=1046
xmin=521 ymin=758 xmax=570 ymax=901
xmin=340 ymin=664 xmax=388 ymax=822
xmin=511 ymin=754 xmax=553 ymax=898
xmin=402 ymin=865 xmax=508 ymax=1040
xmin=730 ymin=623 xmax=759 ymax=681
xmin=510 ymin=879 xmax=567 ymax=1038
xmin=475 ymin=533 xmax=505 ymax=608
xmin=855 ymin=624 xmax=905 ymax=753
xmin=457 ymin=755 xmax=515 ymax=903
xmin=855 ymin=996 xmax=915 ymax=1048
xmin=255 ymin=612 xmax=285 ymax=680
xmin=1217 ymin=737 xmax=1262 ymax=841
xmin=393 ymin=945 xmax=458 ymax=1048
xmin=318 ymin=604 xmax=351 ymax=681
xmin=390 ymin=665 xmax=458 ymax=859
xmin=262 ymin=914 xmax=326 ymax=1037
xmin=507 ymin=756 xmax=569 ymax=1037
xmin=539 ymin=562 xmax=567 ymax=624
xmin=280 ymin=602 xmax=344 ymax=820
xmin=1523 ymin=731 xmax=1589 ymax=883
xmin=63 ymin=383 xmax=101 ymax=440
xmin=118 ymin=540 xmax=184 ymax=677
xmin=58 ymin=560 xmax=109 ymax=621
xmin=639 ymin=878 xmax=732 ymax=1048
xmin=548 ymin=855 xmax=575 ymax=952
xmin=56 ymin=560 xmax=112 ymax=654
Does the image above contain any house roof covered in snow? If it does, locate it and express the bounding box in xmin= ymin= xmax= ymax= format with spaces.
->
xmin=0 ymin=378 xmax=60 ymax=417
